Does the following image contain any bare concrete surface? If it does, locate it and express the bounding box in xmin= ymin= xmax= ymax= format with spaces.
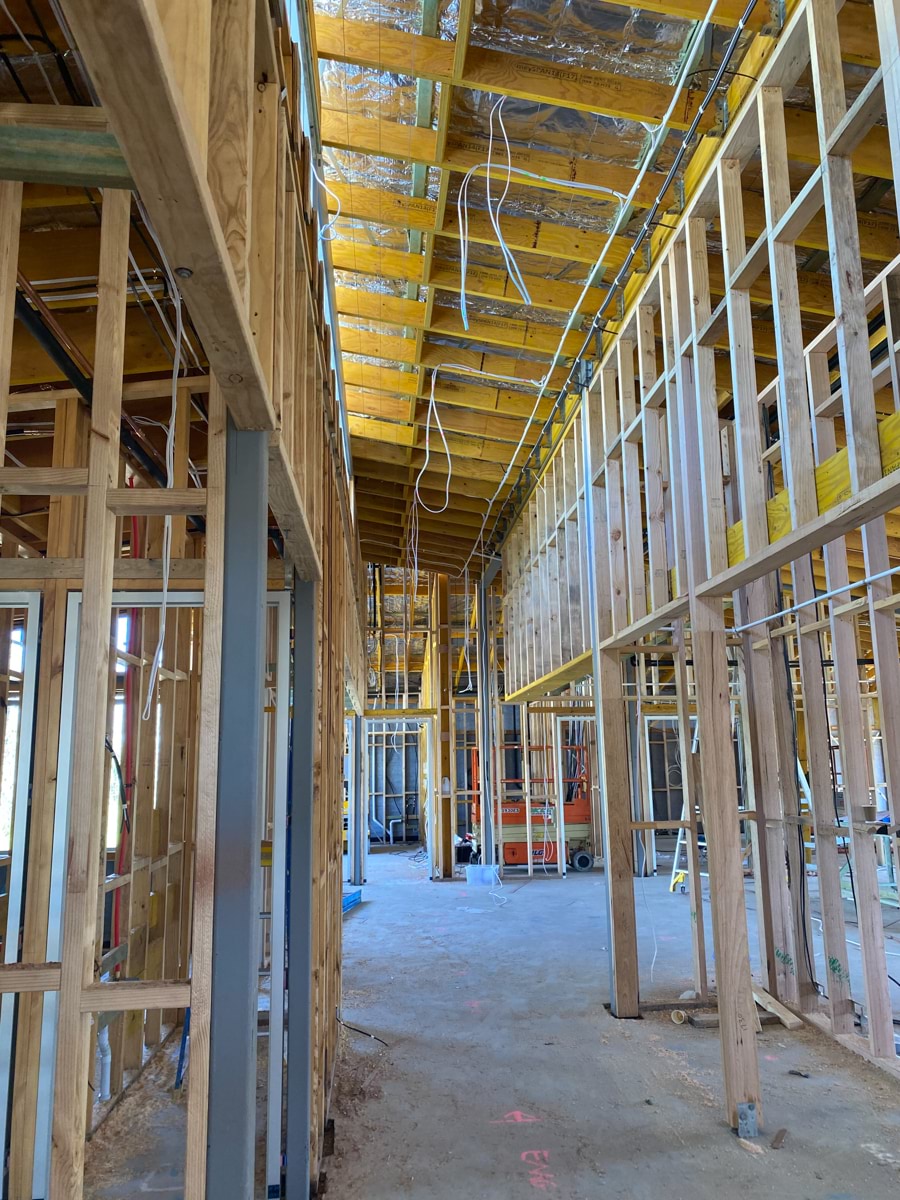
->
xmin=81 ymin=848 xmax=900 ymax=1199
xmin=83 ymin=1034 xmax=269 ymax=1199
xmin=328 ymin=850 xmax=900 ymax=1200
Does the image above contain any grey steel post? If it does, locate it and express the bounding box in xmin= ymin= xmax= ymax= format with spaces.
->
xmin=207 ymin=423 xmax=268 ymax=1198
xmin=348 ymin=714 xmax=367 ymax=885
xmin=285 ymin=575 xmax=317 ymax=1198
xmin=476 ymin=576 xmax=495 ymax=866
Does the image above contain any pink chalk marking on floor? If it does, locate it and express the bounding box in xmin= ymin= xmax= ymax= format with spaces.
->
xmin=527 ymin=1171 xmax=557 ymax=1191
xmin=490 ymin=1111 xmax=541 ymax=1124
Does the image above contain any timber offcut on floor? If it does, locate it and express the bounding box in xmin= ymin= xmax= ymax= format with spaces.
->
xmin=0 ymin=0 xmax=899 ymax=1197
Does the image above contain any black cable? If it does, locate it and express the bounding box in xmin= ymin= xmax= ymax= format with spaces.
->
xmin=337 ymin=1016 xmax=389 ymax=1048
xmin=0 ymin=51 xmax=30 ymax=101
xmin=105 ymin=735 xmax=131 ymax=834
xmin=22 ymin=0 xmax=83 ymax=103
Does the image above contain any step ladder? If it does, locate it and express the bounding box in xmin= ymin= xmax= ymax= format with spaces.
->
xmin=669 ymin=801 xmax=706 ymax=892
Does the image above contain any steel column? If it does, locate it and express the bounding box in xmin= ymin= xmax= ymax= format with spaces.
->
xmin=285 ymin=574 xmax=317 ymax=1198
xmin=206 ymin=423 xmax=269 ymax=1197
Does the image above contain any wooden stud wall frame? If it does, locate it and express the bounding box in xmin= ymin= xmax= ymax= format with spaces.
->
xmin=0 ymin=2 xmax=366 ymax=1196
xmin=500 ymin=0 xmax=900 ymax=1126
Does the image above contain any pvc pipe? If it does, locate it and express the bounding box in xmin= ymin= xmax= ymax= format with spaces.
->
xmin=388 ymin=818 xmax=402 ymax=845
xmin=733 ymin=561 xmax=900 ymax=633
xmin=98 ymin=1023 xmax=112 ymax=1101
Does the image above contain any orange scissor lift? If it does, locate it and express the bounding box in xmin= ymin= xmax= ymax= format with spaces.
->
xmin=472 ymin=714 xmax=595 ymax=873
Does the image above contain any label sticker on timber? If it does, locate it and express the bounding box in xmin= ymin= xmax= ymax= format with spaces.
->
xmin=506 ymin=57 xmax=619 ymax=94
xmin=464 ymin=267 xmax=504 ymax=289
xmin=491 ymin=1111 xmax=541 ymax=1124
xmin=466 ymin=313 xmax=526 ymax=333
xmin=446 ymin=137 xmax=537 ymax=169
xmin=390 ymin=196 xmax=434 ymax=216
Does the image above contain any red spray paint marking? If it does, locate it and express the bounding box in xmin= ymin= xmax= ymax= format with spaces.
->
xmin=491 ymin=1111 xmax=541 ymax=1124
xmin=520 ymin=1151 xmax=556 ymax=1190
xmin=527 ymin=1170 xmax=557 ymax=1191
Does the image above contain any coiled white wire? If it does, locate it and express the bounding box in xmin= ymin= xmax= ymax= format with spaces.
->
xmin=453 ymin=0 xmax=726 ymax=579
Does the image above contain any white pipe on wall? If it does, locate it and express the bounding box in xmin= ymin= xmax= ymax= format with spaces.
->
xmin=97 ymin=1023 xmax=112 ymax=1102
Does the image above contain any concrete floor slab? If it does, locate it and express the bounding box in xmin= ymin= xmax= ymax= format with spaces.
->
xmin=328 ymin=850 xmax=900 ymax=1200
xmin=81 ymin=848 xmax=900 ymax=1199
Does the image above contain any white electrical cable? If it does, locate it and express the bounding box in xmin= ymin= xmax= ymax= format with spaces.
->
xmin=404 ymin=11 xmax=723 ymax=594
xmin=810 ymin=916 xmax=900 ymax=960
xmin=413 ymin=368 xmax=454 ymax=513
xmin=311 ymin=160 xmax=342 ymax=241
xmin=135 ymin=203 xmax=185 ymax=722
xmin=489 ymin=868 xmax=509 ymax=906
xmin=133 ymin=418 xmax=203 ymax=487
xmin=128 ymin=250 xmax=203 ymax=369
xmin=1 ymin=1 xmax=61 ymax=103
xmin=412 ymin=361 xmax=545 ymax=519
xmin=455 ymin=0 xmax=729 ymax=578
xmin=457 ymin=160 xmax=628 ymax=329
xmin=457 ymin=95 xmax=531 ymax=332
xmin=639 ymin=873 xmax=660 ymax=983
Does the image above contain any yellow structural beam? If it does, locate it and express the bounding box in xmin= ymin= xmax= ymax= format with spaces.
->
xmin=320 ymin=109 xmax=667 ymax=207
xmin=335 ymin=288 xmax=585 ymax=356
xmin=327 ymin=182 xmax=632 ymax=269
xmin=332 ymin=239 xmax=606 ymax=315
xmin=316 ymin=15 xmax=718 ymax=131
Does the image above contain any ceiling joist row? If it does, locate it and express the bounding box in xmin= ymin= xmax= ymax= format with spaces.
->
xmin=313 ymin=0 xmax=884 ymax=574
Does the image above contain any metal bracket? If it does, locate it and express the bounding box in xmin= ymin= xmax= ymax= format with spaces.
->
xmin=710 ymin=94 xmax=729 ymax=139
xmin=737 ymin=1101 xmax=759 ymax=1139
xmin=634 ymin=241 xmax=652 ymax=275
xmin=670 ymin=178 xmax=686 ymax=215
xmin=763 ymin=0 xmax=786 ymax=37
